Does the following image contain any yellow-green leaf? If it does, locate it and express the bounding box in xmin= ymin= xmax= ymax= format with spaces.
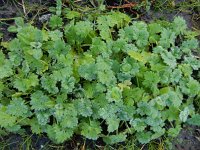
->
xmin=128 ymin=51 xmax=147 ymax=63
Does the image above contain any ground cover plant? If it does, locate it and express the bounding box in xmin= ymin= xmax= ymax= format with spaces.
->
xmin=0 ymin=0 xmax=200 ymax=148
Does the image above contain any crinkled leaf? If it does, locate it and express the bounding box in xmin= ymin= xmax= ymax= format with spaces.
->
xmin=103 ymin=133 xmax=127 ymax=144
xmin=81 ymin=120 xmax=102 ymax=140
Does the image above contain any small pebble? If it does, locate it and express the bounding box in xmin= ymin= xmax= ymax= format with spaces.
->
xmin=39 ymin=14 xmax=51 ymax=23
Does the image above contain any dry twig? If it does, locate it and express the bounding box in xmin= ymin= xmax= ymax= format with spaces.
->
xmin=107 ymin=0 xmax=137 ymax=9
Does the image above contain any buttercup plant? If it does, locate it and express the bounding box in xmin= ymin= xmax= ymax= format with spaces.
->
xmin=0 ymin=4 xmax=200 ymax=145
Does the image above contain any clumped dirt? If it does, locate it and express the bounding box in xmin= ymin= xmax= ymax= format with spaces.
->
xmin=0 ymin=0 xmax=18 ymax=41
xmin=0 ymin=0 xmax=51 ymax=41
xmin=1 ymin=133 xmax=52 ymax=150
xmin=173 ymin=125 xmax=200 ymax=150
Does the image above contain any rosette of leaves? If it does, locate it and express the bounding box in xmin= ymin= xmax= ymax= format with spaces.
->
xmin=0 ymin=4 xmax=199 ymax=145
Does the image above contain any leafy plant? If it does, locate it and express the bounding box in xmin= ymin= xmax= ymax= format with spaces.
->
xmin=0 ymin=5 xmax=200 ymax=146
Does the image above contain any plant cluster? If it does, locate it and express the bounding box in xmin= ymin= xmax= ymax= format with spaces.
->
xmin=0 ymin=2 xmax=200 ymax=145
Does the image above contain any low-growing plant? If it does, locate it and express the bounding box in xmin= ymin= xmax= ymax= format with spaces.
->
xmin=0 ymin=2 xmax=200 ymax=146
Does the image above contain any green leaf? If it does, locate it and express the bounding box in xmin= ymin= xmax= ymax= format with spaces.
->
xmin=78 ymin=63 xmax=96 ymax=81
xmin=118 ymin=105 xmax=136 ymax=121
xmin=6 ymin=124 xmax=21 ymax=133
xmin=61 ymin=77 xmax=75 ymax=93
xmin=184 ymin=56 xmax=200 ymax=70
xmin=65 ymin=21 xmax=94 ymax=45
xmin=0 ymin=60 xmax=13 ymax=79
xmin=47 ymin=40 xmax=70 ymax=57
xmin=30 ymin=91 xmax=51 ymax=111
xmin=106 ymin=118 xmax=120 ymax=133
xmin=170 ymin=69 xmax=182 ymax=83
xmin=97 ymin=12 xmax=130 ymax=41
xmin=187 ymin=114 xmax=200 ymax=126
xmin=179 ymin=78 xmax=200 ymax=97
xmin=106 ymin=87 xmax=122 ymax=103
xmin=136 ymin=131 xmax=152 ymax=144
xmin=145 ymin=116 xmax=164 ymax=127
xmin=0 ymin=32 xmax=2 ymax=39
xmin=90 ymin=37 xmax=107 ymax=56
xmin=41 ymin=75 xmax=59 ymax=94
xmin=123 ymin=87 xmax=145 ymax=104
xmin=97 ymin=70 xmax=116 ymax=86
xmin=0 ymin=107 xmax=17 ymax=128
xmin=30 ymin=118 xmax=42 ymax=134
xmin=151 ymin=126 xmax=165 ymax=140
xmin=64 ymin=10 xmax=81 ymax=19
xmin=179 ymin=64 xmax=193 ymax=77
xmin=142 ymin=71 xmax=160 ymax=89
xmin=52 ymin=67 xmax=72 ymax=81
xmin=168 ymin=125 xmax=182 ymax=137
xmin=48 ymin=30 xmax=63 ymax=41
xmin=36 ymin=111 xmax=50 ymax=125
xmin=95 ymin=57 xmax=116 ymax=86
xmin=110 ymin=38 xmax=127 ymax=53
xmin=128 ymin=51 xmax=147 ymax=63
xmin=119 ymin=21 xmax=149 ymax=47
xmin=60 ymin=115 xmax=78 ymax=129
xmin=179 ymin=107 xmax=190 ymax=122
xmin=137 ymin=102 xmax=152 ymax=116
xmin=6 ymin=98 xmax=29 ymax=117
xmin=162 ymin=107 xmax=179 ymax=121
xmin=8 ymin=26 xmax=18 ymax=33
xmin=49 ymin=15 xmax=63 ymax=29
xmin=81 ymin=120 xmax=102 ymax=140
xmin=15 ymin=17 xmax=24 ymax=27
xmin=103 ymin=133 xmax=127 ymax=144
xmin=130 ymin=118 xmax=147 ymax=132
xmin=17 ymin=25 xmax=43 ymax=45
xmin=165 ymin=91 xmax=182 ymax=108
xmin=181 ymin=38 xmax=198 ymax=53
xmin=14 ymin=74 xmax=39 ymax=92
xmin=99 ymin=104 xmax=119 ymax=120
xmin=171 ymin=16 xmax=187 ymax=35
xmin=161 ymin=51 xmax=177 ymax=68
xmin=59 ymin=104 xmax=78 ymax=128
xmin=54 ymin=125 xmax=74 ymax=143
xmin=159 ymin=28 xmax=176 ymax=48
xmin=74 ymin=98 xmax=93 ymax=117
xmin=56 ymin=0 xmax=62 ymax=16
xmin=0 ymin=81 xmax=4 ymax=98
xmin=148 ymin=23 xmax=162 ymax=43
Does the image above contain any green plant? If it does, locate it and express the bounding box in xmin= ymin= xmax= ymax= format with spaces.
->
xmin=0 ymin=4 xmax=200 ymax=146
